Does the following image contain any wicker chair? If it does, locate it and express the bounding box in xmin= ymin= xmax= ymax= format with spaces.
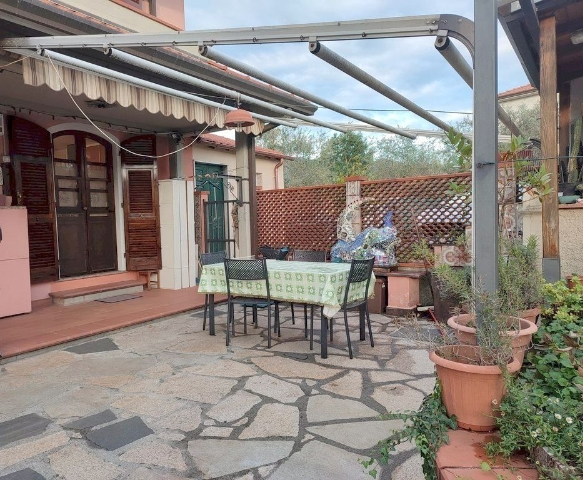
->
xmin=201 ymin=251 xmax=227 ymax=331
xmin=223 ymin=258 xmax=280 ymax=348
xmin=311 ymin=258 xmax=375 ymax=359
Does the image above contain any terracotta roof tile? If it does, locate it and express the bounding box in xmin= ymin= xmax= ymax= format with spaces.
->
xmin=499 ymin=84 xmax=538 ymax=99
xmin=198 ymin=133 xmax=293 ymax=160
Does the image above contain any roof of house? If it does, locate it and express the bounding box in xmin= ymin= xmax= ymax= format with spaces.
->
xmin=197 ymin=133 xmax=293 ymax=161
xmin=0 ymin=0 xmax=316 ymax=118
xmin=498 ymin=84 xmax=538 ymax=99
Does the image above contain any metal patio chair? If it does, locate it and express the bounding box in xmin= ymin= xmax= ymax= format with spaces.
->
xmin=201 ymin=251 xmax=227 ymax=331
xmin=311 ymin=257 xmax=375 ymax=359
xmin=223 ymin=258 xmax=280 ymax=348
xmin=259 ymin=246 xmax=290 ymax=260
xmin=290 ymin=249 xmax=327 ymax=336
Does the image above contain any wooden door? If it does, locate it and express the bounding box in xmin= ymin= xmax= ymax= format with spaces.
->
xmin=52 ymin=132 xmax=116 ymax=277
xmin=121 ymin=136 xmax=161 ymax=271
xmin=8 ymin=116 xmax=58 ymax=283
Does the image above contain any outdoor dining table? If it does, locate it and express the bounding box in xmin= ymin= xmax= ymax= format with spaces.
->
xmin=197 ymin=259 xmax=375 ymax=358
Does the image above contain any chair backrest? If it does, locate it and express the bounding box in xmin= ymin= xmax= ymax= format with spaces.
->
xmin=201 ymin=251 xmax=227 ymax=266
xmin=292 ymin=249 xmax=327 ymax=262
xmin=259 ymin=246 xmax=289 ymax=260
xmin=224 ymin=258 xmax=270 ymax=298
xmin=342 ymin=258 xmax=375 ymax=306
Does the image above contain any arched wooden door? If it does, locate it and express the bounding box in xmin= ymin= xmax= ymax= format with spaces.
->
xmin=52 ymin=131 xmax=117 ymax=277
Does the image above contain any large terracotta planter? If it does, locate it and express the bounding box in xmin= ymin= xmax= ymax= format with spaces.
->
xmin=430 ymin=345 xmax=521 ymax=431
xmin=447 ymin=313 xmax=538 ymax=365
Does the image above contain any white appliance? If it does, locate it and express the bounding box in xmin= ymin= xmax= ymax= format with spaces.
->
xmin=0 ymin=207 xmax=32 ymax=317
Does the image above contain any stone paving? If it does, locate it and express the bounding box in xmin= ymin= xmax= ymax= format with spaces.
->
xmin=0 ymin=305 xmax=437 ymax=479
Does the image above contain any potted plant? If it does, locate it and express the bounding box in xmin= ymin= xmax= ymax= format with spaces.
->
xmin=485 ymin=277 xmax=583 ymax=479
xmin=446 ymin=236 xmax=541 ymax=365
xmin=430 ymin=291 xmax=522 ymax=431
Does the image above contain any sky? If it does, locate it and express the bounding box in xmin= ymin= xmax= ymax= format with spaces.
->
xmin=184 ymin=1 xmax=529 ymax=135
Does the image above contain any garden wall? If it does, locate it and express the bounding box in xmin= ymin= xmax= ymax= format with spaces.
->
xmin=257 ymin=173 xmax=472 ymax=261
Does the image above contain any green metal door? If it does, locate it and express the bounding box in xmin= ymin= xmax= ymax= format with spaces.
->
xmin=195 ymin=163 xmax=226 ymax=253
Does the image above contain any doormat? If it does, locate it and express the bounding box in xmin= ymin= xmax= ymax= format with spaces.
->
xmin=96 ymin=294 xmax=143 ymax=303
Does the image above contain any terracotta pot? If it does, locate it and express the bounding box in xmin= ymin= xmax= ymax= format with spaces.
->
xmin=519 ymin=306 xmax=541 ymax=325
xmin=447 ymin=313 xmax=538 ymax=365
xmin=430 ymin=345 xmax=521 ymax=432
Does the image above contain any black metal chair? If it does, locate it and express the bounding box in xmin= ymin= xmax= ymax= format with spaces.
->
xmin=223 ymin=258 xmax=280 ymax=348
xmin=259 ymin=246 xmax=290 ymax=260
xmin=201 ymin=251 xmax=227 ymax=331
xmin=311 ymin=258 xmax=375 ymax=359
xmin=290 ymin=249 xmax=327 ymax=336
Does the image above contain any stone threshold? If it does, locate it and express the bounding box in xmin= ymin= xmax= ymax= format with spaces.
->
xmin=436 ymin=429 xmax=539 ymax=479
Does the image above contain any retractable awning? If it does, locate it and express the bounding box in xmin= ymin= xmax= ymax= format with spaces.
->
xmin=21 ymin=55 xmax=266 ymax=135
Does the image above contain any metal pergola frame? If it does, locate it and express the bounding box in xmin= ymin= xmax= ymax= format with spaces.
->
xmin=0 ymin=6 xmax=500 ymax=315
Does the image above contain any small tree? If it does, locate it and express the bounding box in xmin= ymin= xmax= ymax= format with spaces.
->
xmin=320 ymin=131 xmax=374 ymax=182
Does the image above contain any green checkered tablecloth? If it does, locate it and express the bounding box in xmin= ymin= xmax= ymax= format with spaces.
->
xmin=198 ymin=259 xmax=375 ymax=319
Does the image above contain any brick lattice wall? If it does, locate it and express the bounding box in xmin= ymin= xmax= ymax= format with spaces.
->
xmin=360 ymin=173 xmax=472 ymax=261
xmin=257 ymin=173 xmax=472 ymax=260
xmin=257 ymin=184 xmax=345 ymax=252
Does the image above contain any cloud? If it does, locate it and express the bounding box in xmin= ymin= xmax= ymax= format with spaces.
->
xmin=185 ymin=1 xmax=529 ymax=131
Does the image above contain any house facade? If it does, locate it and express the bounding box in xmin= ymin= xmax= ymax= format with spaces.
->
xmin=0 ymin=0 xmax=304 ymax=310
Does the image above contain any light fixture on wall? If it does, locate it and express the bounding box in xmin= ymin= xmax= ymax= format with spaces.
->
xmin=572 ymin=28 xmax=583 ymax=45
xmin=224 ymin=94 xmax=254 ymax=132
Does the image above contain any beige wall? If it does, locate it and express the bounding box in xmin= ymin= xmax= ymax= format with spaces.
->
xmin=188 ymin=144 xmax=285 ymax=191
xmin=521 ymin=197 xmax=583 ymax=277
xmin=499 ymin=92 xmax=539 ymax=111
xmin=58 ymin=0 xmax=184 ymax=32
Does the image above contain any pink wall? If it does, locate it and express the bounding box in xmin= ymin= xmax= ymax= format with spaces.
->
xmin=156 ymin=0 xmax=185 ymax=30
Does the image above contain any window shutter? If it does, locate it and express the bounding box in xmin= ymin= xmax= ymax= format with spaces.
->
xmin=121 ymin=136 xmax=161 ymax=271
xmin=120 ymin=135 xmax=156 ymax=166
xmin=8 ymin=116 xmax=58 ymax=283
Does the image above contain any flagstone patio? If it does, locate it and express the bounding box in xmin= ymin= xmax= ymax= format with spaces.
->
xmin=0 ymin=305 xmax=436 ymax=479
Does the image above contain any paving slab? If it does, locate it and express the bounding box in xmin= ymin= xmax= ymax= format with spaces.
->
xmin=65 ymin=338 xmax=119 ymax=354
xmin=119 ymin=439 xmax=187 ymax=471
xmin=268 ymin=440 xmax=373 ymax=480
xmin=371 ymin=384 xmax=426 ymax=413
xmin=42 ymin=385 xmax=120 ymax=419
xmin=200 ymin=426 xmax=233 ymax=437
xmin=153 ymin=406 xmax=202 ymax=432
xmin=251 ymin=356 xmax=341 ymax=380
xmin=0 ymin=431 xmax=69 ymax=470
xmin=321 ymin=371 xmax=363 ymax=399
xmin=390 ymin=349 xmax=435 ymax=375
xmin=125 ymin=466 xmax=189 ymax=480
xmin=0 ymin=468 xmax=45 ymax=480
xmin=62 ymin=410 xmax=117 ymax=430
xmin=110 ymin=394 xmax=186 ymax=418
xmin=206 ymin=391 xmax=262 ymax=423
xmin=86 ymin=416 xmax=153 ymax=451
xmin=239 ymin=404 xmax=299 ymax=439
xmin=48 ymin=443 xmax=124 ymax=480
xmin=368 ymin=370 xmax=413 ymax=384
xmin=188 ymin=439 xmax=294 ymax=478
xmin=244 ymin=375 xmax=304 ymax=404
xmin=159 ymin=373 xmax=237 ymax=404
xmin=390 ymin=453 xmax=425 ymax=480
xmin=306 ymin=395 xmax=379 ymax=423
xmin=0 ymin=414 xmax=51 ymax=448
xmin=306 ymin=419 xmax=402 ymax=449
xmin=183 ymin=359 xmax=257 ymax=378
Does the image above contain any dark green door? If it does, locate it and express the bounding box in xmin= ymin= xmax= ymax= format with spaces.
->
xmin=195 ymin=163 xmax=226 ymax=253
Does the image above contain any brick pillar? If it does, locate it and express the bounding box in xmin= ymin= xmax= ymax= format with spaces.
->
xmin=345 ymin=176 xmax=366 ymax=235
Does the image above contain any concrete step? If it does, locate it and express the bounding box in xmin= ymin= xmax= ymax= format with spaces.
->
xmin=49 ymin=280 xmax=144 ymax=306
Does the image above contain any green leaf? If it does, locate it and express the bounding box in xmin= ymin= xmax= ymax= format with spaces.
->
xmin=480 ymin=461 xmax=491 ymax=471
